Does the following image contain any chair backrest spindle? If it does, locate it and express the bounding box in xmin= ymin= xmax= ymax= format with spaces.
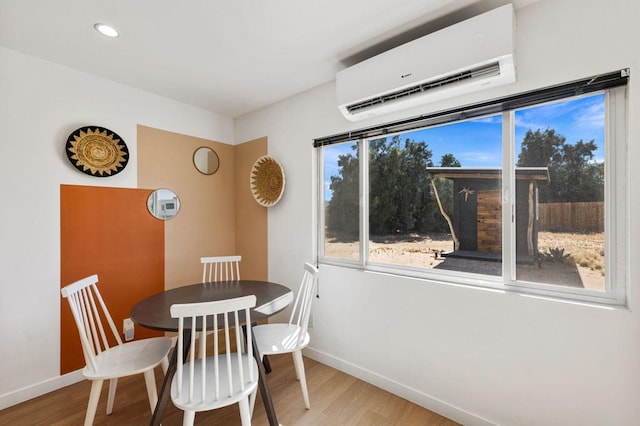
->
xmin=201 ymin=255 xmax=241 ymax=283
xmin=213 ymin=314 xmax=219 ymax=400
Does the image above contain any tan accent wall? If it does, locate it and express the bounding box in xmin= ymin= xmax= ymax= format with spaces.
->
xmin=137 ymin=125 xmax=268 ymax=289
xmin=235 ymin=137 xmax=268 ymax=280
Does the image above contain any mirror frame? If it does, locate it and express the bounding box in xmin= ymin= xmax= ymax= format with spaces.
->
xmin=147 ymin=188 xmax=181 ymax=220
xmin=193 ymin=146 xmax=220 ymax=175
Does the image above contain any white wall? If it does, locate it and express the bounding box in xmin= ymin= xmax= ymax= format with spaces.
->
xmin=0 ymin=46 xmax=234 ymax=407
xmin=235 ymin=0 xmax=640 ymax=424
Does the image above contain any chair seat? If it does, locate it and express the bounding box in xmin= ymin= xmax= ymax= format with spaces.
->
xmin=82 ymin=337 xmax=171 ymax=380
xmin=254 ymin=291 xmax=294 ymax=315
xmin=253 ymin=323 xmax=309 ymax=355
xmin=171 ymin=353 xmax=258 ymax=412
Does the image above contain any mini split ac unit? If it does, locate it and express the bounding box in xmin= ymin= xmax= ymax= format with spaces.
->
xmin=336 ymin=4 xmax=516 ymax=122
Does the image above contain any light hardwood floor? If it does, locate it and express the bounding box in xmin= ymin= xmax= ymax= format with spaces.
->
xmin=0 ymin=354 xmax=459 ymax=425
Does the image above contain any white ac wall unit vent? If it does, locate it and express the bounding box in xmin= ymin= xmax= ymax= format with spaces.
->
xmin=336 ymin=4 xmax=516 ymax=122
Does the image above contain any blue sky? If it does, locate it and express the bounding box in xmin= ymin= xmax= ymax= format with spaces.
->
xmin=324 ymin=93 xmax=605 ymax=200
xmin=515 ymin=93 xmax=605 ymax=162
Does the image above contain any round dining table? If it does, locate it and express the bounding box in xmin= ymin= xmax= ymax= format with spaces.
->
xmin=131 ymin=280 xmax=293 ymax=426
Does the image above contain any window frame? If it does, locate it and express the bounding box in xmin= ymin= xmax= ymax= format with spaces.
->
xmin=317 ymin=83 xmax=628 ymax=307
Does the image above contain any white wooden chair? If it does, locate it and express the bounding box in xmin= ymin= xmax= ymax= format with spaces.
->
xmin=170 ymin=295 xmax=259 ymax=426
xmin=61 ymin=275 xmax=171 ymax=426
xmin=201 ymin=255 xmax=241 ymax=282
xmin=252 ymin=263 xmax=318 ymax=409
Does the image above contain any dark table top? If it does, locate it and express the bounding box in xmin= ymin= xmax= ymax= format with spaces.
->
xmin=131 ymin=280 xmax=293 ymax=332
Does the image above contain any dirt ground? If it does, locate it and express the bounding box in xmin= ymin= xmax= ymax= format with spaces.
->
xmin=325 ymin=231 xmax=605 ymax=291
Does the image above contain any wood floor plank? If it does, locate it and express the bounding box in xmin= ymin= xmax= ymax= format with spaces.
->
xmin=0 ymin=354 xmax=458 ymax=425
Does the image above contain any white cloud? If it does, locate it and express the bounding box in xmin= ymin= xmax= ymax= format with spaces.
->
xmin=459 ymin=151 xmax=501 ymax=165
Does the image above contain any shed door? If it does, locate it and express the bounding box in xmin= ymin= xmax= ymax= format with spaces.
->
xmin=477 ymin=189 xmax=501 ymax=253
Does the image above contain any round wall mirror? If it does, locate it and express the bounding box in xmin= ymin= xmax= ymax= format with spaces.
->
xmin=193 ymin=146 xmax=220 ymax=175
xmin=147 ymin=188 xmax=181 ymax=220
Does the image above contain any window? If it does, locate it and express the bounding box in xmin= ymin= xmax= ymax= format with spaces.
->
xmin=317 ymin=73 xmax=628 ymax=305
xmin=367 ymin=116 xmax=504 ymax=275
xmin=323 ymin=142 xmax=360 ymax=261
xmin=513 ymin=96 xmax=606 ymax=291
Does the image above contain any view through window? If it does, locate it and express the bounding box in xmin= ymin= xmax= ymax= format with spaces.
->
xmin=514 ymin=94 xmax=605 ymax=291
xmin=323 ymin=142 xmax=360 ymax=261
xmin=321 ymin=91 xmax=614 ymax=298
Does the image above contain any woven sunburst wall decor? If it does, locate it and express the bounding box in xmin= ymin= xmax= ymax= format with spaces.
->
xmin=250 ymin=156 xmax=285 ymax=207
xmin=65 ymin=126 xmax=129 ymax=177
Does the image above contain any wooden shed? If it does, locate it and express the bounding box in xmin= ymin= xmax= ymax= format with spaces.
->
xmin=426 ymin=167 xmax=549 ymax=263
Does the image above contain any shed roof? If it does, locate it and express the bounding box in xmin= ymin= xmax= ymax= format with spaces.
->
xmin=425 ymin=167 xmax=549 ymax=182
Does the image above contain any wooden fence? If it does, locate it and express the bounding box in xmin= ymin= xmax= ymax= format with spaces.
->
xmin=538 ymin=202 xmax=604 ymax=233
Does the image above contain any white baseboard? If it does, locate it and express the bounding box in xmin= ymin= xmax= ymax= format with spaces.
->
xmin=0 ymin=338 xmax=177 ymax=412
xmin=0 ymin=370 xmax=84 ymax=411
xmin=303 ymin=347 xmax=496 ymax=426
xmin=2 ymin=342 xmax=492 ymax=425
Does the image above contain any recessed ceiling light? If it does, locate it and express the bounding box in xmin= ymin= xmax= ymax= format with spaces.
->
xmin=93 ymin=23 xmax=119 ymax=38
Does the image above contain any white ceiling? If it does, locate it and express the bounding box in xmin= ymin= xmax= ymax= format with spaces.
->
xmin=0 ymin=0 xmax=539 ymax=118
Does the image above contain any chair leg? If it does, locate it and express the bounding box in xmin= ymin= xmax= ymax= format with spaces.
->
xmin=161 ymin=355 xmax=169 ymax=374
xmin=106 ymin=378 xmax=117 ymax=415
xmin=239 ymin=396 xmax=252 ymax=426
xmin=292 ymin=352 xmax=300 ymax=380
xmin=249 ymin=386 xmax=258 ymax=417
xmin=143 ymin=369 xmax=159 ymax=413
xmin=182 ymin=410 xmax=196 ymax=426
xmin=85 ymin=380 xmax=103 ymax=426
xmin=263 ymin=354 xmax=272 ymax=373
xmin=292 ymin=350 xmax=310 ymax=409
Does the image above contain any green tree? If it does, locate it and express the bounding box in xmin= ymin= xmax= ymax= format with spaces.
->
xmin=432 ymin=153 xmax=461 ymax=220
xmin=517 ymin=128 xmax=603 ymax=202
xmin=326 ymin=144 xmax=359 ymax=240
xmin=558 ymin=140 xmax=604 ymax=201
xmin=518 ymin=128 xmax=564 ymax=169
xmin=439 ymin=153 xmax=461 ymax=167
xmin=326 ymin=138 xmax=457 ymax=237
xmin=368 ymin=135 xmax=442 ymax=234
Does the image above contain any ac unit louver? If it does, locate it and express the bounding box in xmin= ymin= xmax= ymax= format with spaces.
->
xmin=336 ymin=4 xmax=516 ymax=122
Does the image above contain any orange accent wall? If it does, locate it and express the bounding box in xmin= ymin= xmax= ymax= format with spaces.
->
xmin=137 ymin=126 xmax=268 ymax=288
xmin=60 ymin=185 xmax=164 ymax=374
